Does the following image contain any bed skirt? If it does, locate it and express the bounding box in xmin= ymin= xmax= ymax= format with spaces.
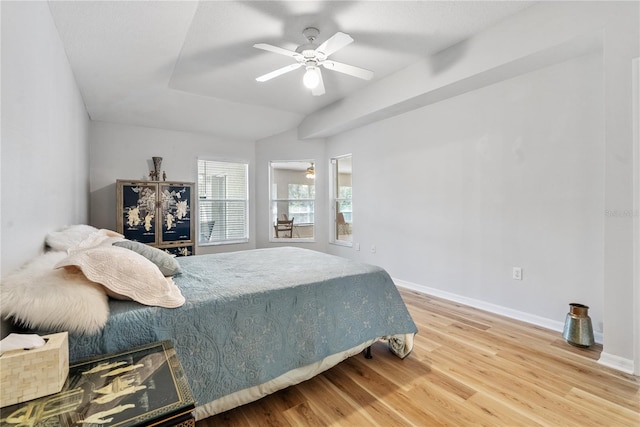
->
xmin=195 ymin=334 xmax=412 ymax=420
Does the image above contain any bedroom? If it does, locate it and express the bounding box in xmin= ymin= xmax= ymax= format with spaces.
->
xmin=1 ymin=0 xmax=639 ymax=424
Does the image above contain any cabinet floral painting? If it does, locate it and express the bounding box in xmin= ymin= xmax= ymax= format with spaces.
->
xmin=121 ymin=184 xmax=191 ymax=245
xmin=122 ymin=184 xmax=157 ymax=244
xmin=159 ymin=184 xmax=191 ymax=243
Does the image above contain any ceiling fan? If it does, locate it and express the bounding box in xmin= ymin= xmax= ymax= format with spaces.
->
xmin=254 ymin=27 xmax=374 ymax=96
xmin=305 ymin=162 xmax=315 ymax=179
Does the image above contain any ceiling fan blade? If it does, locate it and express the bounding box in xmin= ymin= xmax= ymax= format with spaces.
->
xmin=253 ymin=43 xmax=302 ymax=59
xmin=315 ymin=32 xmax=353 ymax=57
xmin=322 ymin=60 xmax=374 ymax=80
xmin=256 ymin=63 xmax=302 ymax=82
xmin=311 ymin=69 xmax=325 ymax=96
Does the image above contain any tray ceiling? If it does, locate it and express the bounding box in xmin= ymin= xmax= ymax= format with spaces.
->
xmin=48 ymin=1 xmax=533 ymax=141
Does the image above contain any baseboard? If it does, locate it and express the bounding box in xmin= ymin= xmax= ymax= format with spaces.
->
xmin=394 ymin=278 xmax=640 ymax=374
xmin=597 ymin=352 xmax=635 ymax=375
xmin=393 ymin=278 xmax=604 ymax=344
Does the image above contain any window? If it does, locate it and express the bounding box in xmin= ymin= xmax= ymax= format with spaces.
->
xmin=270 ymin=161 xmax=315 ymax=240
xmin=198 ymin=159 xmax=248 ymax=245
xmin=332 ymin=155 xmax=352 ymax=245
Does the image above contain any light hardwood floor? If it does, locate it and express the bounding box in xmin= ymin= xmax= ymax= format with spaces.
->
xmin=198 ymin=289 xmax=640 ymax=426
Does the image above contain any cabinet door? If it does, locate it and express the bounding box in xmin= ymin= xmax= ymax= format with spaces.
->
xmin=158 ymin=183 xmax=193 ymax=245
xmin=118 ymin=182 xmax=158 ymax=244
xmin=162 ymin=245 xmax=193 ymax=257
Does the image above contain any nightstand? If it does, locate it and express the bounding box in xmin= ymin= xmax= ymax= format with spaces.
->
xmin=0 ymin=341 xmax=195 ymax=427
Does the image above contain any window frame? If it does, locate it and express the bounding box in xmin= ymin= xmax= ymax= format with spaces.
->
xmin=269 ymin=160 xmax=316 ymax=243
xmin=331 ymin=154 xmax=353 ymax=247
xmin=197 ymin=158 xmax=249 ymax=246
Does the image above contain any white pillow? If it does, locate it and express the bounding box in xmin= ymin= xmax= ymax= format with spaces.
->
xmin=0 ymin=251 xmax=109 ymax=334
xmin=55 ymin=245 xmax=185 ymax=309
xmin=112 ymin=240 xmax=181 ymax=277
xmin=67 ymin=228 xmax=123 ymax=253
xmin=45 ymin=224 xmax=100 ymax=251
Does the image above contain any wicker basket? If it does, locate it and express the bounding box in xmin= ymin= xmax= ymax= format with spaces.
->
xmin=0 ymin=332 xmax=69 ymax=407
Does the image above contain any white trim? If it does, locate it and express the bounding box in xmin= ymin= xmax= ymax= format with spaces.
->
xmin=271 ymin=238 xmax=316 ymax=244
xmin=394 ymin=278 xmax=640 ymax=373
xmin=198 ymin=238 xmax=250 ymax=247
xmin=598 ymin=352 xmax=635 ymax=375
xmin=393 ymin=278 xmax=603 ymax=344
xmin=632 ymin=57 xmax=640 ymax=376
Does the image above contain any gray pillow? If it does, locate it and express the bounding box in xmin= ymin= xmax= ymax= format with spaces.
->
xmin=112 ymin=240 xmax=181 ymax=276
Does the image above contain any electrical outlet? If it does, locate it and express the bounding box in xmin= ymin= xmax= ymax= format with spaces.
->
xmin=355 ymin=243 xmax=360 ymax=251
xmin=512 ymin=267 xmax=523 ymax=280
xmin=371 ymin=245 xmax=376 ymax=254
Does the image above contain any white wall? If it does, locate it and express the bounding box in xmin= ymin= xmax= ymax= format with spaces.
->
xmin=1 ymin=1 xmax=90 ymax=277
xmin=328 ymin=51 xmax=604 ymax=332
xmin=322 ymin=1 xmax=639 ymax=372
xmin=89 ymin=121 xmax=256 ymax=254
xmin=255 ymin=130 xmax=326 ymax=251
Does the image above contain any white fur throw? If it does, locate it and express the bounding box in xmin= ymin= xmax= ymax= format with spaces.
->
xmin=45 ymin=224 xmax=100 ymax=251
xmin=0 ymin=251 xmax=109 ymax=334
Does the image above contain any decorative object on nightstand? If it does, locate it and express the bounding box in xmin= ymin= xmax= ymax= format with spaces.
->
xmin=0 ymin=332 xmax=69 ymax=408
xmin=117 ymin=180 xmax=195 ymax=256
xmin=0 ymin=340 xmax=195 ymax=427
xmin=562 ymin=303 xmax=595 ymax=347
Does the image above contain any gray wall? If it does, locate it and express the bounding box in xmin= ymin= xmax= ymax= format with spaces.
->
xmin=319 ymin=2 xmax=639 ymax=372
xmin=89 ymin=121 xmax=256 ymax=255
xmin=328 ymin=50 xmax=604 ymax=333
xmin=1 ymin=1 xmax=90 ymax=277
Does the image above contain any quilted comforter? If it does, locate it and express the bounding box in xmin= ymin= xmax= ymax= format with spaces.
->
xmin=65 ymin=247 xmax=418 ymax=417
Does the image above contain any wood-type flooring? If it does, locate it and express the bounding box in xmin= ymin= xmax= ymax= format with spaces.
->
xmin=197 ymin=288 xmax=640 ymax=426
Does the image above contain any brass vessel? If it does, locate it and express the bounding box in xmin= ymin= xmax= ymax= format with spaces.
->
xmin=562 ymin=303 xmax=594 ymax=347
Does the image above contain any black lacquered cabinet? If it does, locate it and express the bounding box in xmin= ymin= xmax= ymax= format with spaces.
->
xmin=116 ymin=180 xmax=195 ymax=256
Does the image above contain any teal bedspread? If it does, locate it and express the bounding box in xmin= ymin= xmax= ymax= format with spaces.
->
xmin=66 ymin=247 xmax=418 ymax=411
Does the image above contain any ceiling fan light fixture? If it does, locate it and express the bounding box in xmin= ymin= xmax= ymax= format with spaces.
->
xmin=303 ymin=66 xmax=320 ymax=89
xmin=305 ymin=162 xmax=315 ymax=179
xmin=254 ymin=28 xmax=373 ymax=95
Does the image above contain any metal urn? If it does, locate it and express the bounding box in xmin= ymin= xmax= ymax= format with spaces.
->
xmin=152 ymin=156 xmax=163 ymax=181
xmin=562 ymin=303 xmax=594 ymax=347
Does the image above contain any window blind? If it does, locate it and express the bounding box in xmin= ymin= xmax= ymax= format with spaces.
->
xmin=198 ymin=159 xmax=248 ymax=244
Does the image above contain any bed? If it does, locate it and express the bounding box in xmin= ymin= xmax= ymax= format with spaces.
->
xmin=1 ymin=228 xmax=418 ymax=420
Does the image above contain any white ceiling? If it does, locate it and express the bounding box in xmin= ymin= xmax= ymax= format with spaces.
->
xmin=47 ymin=1 xmax=534 ymax=141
